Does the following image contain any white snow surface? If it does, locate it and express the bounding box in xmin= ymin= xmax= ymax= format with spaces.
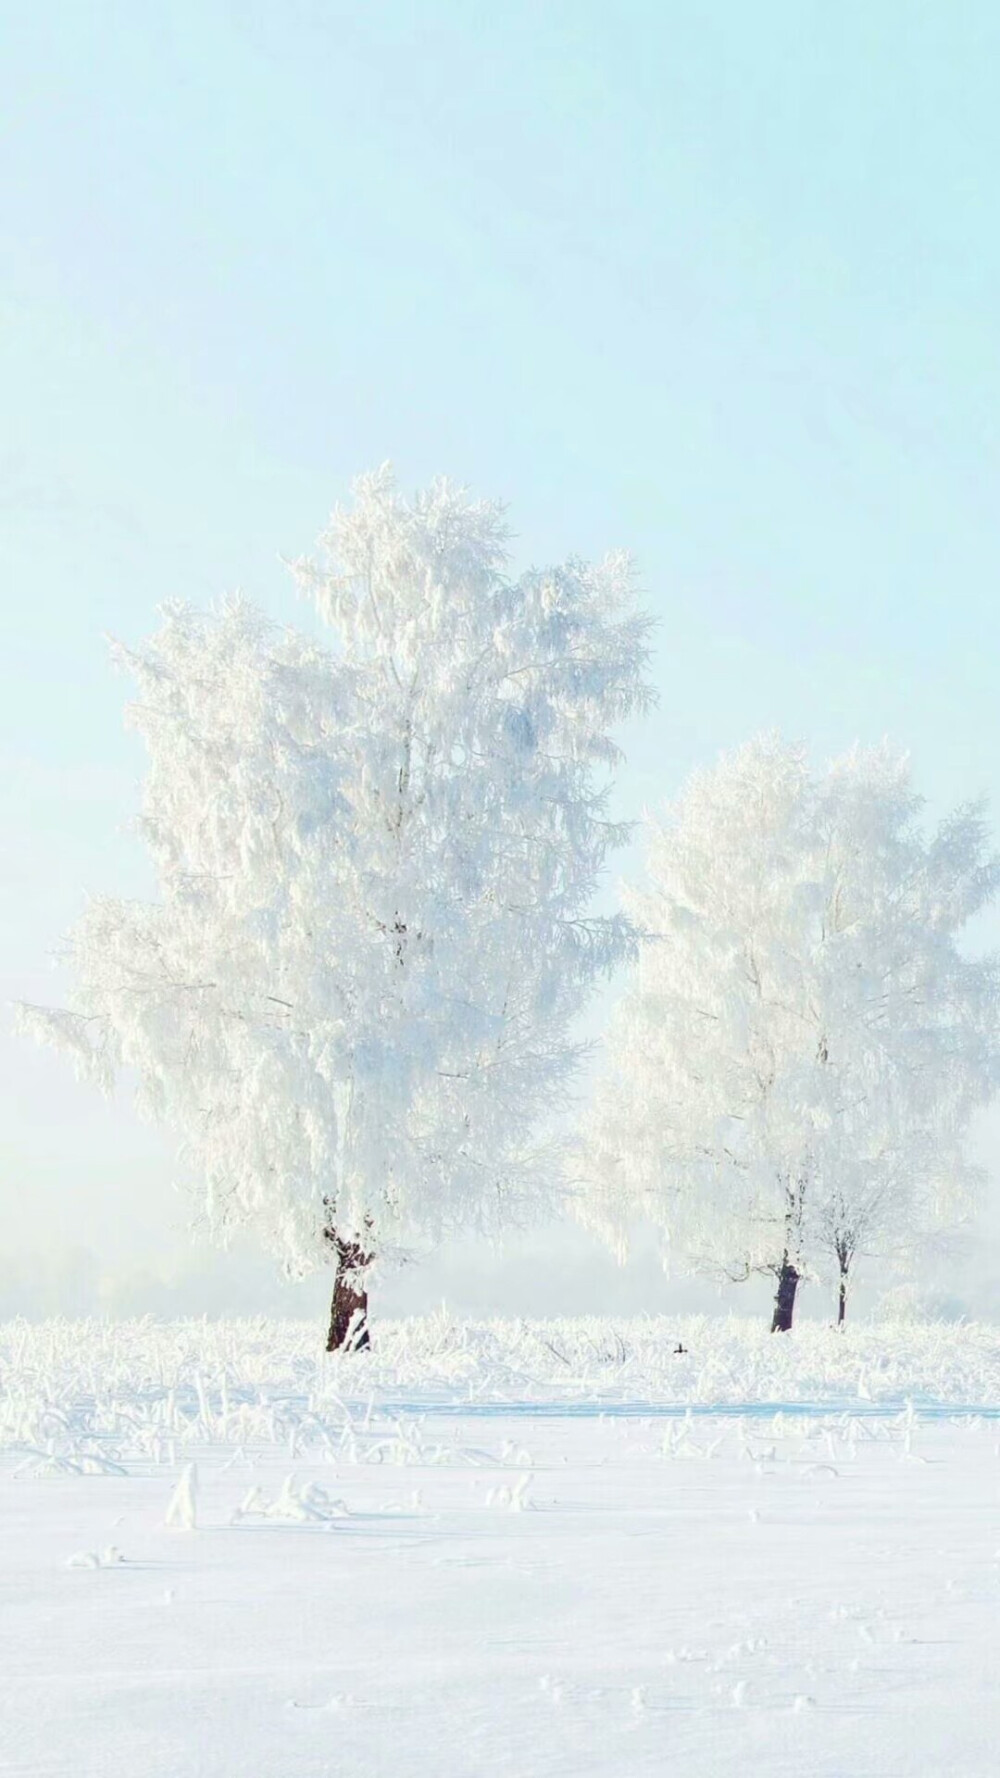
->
xmin=2 ymin=1316 xmax=999 ymax=1775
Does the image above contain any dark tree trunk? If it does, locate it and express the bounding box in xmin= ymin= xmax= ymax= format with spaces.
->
xmin=834 ymin=1237 xmax=852 ymax=1326
xmin=770 ymin=1259 xmax=799 ymax=1332
xmin=324 ymin=1233 xmax=372 ymax=1353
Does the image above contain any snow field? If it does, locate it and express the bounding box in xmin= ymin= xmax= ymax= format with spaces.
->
xmin=2 ymin=1318 xmax=999 ymax=1776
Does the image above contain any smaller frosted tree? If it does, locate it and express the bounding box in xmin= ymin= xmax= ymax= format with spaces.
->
xmin=21 ymin=470 xmax=653 ymax=1347
xmin=804 ymin=762 xmax=998 ymax=1320
xmin=581 ymin=737 xmax=1000 ymax=1329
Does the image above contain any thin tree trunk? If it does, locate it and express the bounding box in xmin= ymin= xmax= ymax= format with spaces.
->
xmin=834 ymin=1236 xmax=852 ymax=1325
xmin=324 ymin=1234 xmax=372 ymax=1352
xmin=770 ymin=1259 xmax=799 ymax=1332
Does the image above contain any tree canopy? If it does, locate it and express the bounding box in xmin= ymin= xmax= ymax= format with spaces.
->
xmin=21 ymin=470 xmax=653 ymax=1283
xmin=581 ymin=736 xmax=1000 ymax=1323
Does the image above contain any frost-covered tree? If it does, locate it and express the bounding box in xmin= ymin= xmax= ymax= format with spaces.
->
xmin=803 ymin=755 xmax=998 ymax=1321
xmin=21 ymin=470 xmax=652 ymax=1347
xmin=581 ymin=737 xmax=1000 ymax=1329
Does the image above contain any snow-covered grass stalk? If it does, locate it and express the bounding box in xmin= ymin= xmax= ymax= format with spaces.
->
xmin=2 ymin=1314 xmax=999 ymax=1476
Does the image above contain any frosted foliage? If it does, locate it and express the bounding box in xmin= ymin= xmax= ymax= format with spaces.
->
xmin=21 ymin=470 xmax=652 ymax=1274
xmin=583 ymin=737 xmax=1000 ymax=1294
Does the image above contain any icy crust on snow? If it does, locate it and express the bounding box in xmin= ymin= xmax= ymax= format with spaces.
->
xmin=2 ymin=1315 xmax=999 ymax=1474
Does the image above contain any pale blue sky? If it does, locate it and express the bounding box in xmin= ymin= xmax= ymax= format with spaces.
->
xmin=4 ymin=3 xmax=1000 ymax=1317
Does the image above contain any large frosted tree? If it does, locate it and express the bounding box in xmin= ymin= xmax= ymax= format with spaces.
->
xmin=582 ymin=737 xmax=999 ymax=1329
xmin=21 ymin=469 xmax=652 ymax=1347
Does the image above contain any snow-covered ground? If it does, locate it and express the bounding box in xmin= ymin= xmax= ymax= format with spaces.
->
xmin=2 ymin=1318 xmax=999 ymax=1776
